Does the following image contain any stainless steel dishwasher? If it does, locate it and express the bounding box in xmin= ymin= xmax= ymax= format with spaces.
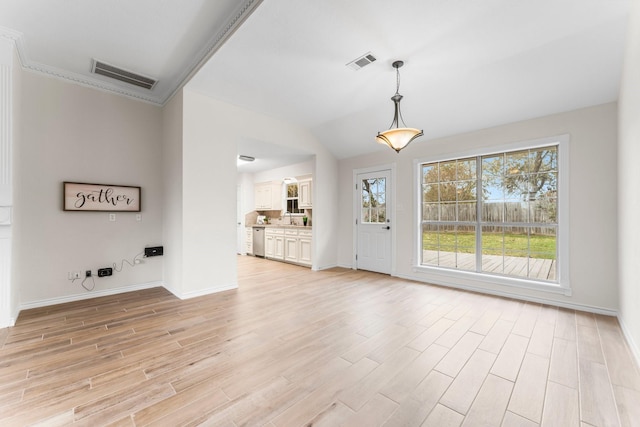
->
xmin=253 ymin=227 xmax=265 ymax=257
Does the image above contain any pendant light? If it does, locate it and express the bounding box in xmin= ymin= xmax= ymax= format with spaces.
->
xmin=376 ymin=60 xmax=423 ymax=153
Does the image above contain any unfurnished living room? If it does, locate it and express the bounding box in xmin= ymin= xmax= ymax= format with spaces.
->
xmin=1 ymin=0 xmax=640 ymax=426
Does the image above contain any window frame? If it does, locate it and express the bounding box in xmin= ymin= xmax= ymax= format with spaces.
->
xmin=413 ymin=135 xmax=570 ymax=295
xmin=284 ymin=182 xmax=305 ymax=215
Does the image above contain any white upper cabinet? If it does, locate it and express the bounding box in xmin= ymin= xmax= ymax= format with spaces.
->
xmin=254 ymin=181 xmax=283 ymax=211
xmin=298 ymin=179 xmax=312 ymax=208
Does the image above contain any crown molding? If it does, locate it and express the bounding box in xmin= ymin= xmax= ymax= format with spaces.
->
xmin=0 ymin=0 xmax=263 ymax=107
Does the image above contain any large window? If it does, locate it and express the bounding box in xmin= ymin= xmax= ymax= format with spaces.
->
xmin=419 ymin=141 xmax=562 ymax=285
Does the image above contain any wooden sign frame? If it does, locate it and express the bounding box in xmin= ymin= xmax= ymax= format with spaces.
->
xmin=63 ymin=182 xmax=141 ymax=212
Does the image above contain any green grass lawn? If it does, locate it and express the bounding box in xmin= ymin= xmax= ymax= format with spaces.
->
xmin=423 ymin=231 xmax=556 ymax=259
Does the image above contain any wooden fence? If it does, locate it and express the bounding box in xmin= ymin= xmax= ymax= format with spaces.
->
xmin=423 ymin=201 xmax=557 ymax=235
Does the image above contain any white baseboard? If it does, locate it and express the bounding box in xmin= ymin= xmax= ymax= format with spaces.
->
xmin=336 ymin=263 xmax=354 ymax=269
xmin=393 ymin=272 xmax=618 ymax=317
xmin=175 ymin=283 xmax=238 ymax=300
xmin=19 ymin=280 xmax=164 ymax=311
xmin=618 ymin=316 xmax=640 ymax=369
xmin=313 ymin=263 xmax=339 ymax=271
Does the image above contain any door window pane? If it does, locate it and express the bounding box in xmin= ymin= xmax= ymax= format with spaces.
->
xmin=361 ymin=177 xmax=386 ymax=224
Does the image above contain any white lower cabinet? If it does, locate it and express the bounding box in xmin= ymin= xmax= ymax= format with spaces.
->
xmin=298 ymin=231 xmax=311 ymax=265
xmin=284 ymin=233 xmax=298 ymax=263
xmin=265 ymin=227 xmax=311 ymax=266
xmin=265 ymin=228 xmax=285 ymax=260
xmin=265 ymin=233 xmax=274 ymax=258
xmin=245 ymin=227 xmax=253 ymax=255
xmin=274 ymin=235 xmax=285 ymax=260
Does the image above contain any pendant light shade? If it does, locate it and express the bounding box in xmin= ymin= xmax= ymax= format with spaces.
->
xmin=376 ymin=60 xmax=423 ymax=153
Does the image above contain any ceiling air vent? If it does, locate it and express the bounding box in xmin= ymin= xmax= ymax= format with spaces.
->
xmin=91 ymin=59 xmax=157 ymax=90
xmin=346 ymin=52 xmax=377 ymax=70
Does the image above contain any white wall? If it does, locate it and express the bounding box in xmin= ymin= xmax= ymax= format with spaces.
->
xmin=618 ymin=0 xmax=640 ymax=358
xmin=338 ymin=103 xmax=619 ymax=312
xmin=253 ymin=159 xmax=314 ymax=183
xmin=182 ymin=87 xmax=338 ymax=271
xmin=238 ymin=172 xmax=255 ymax=220
xmin=15 ymin=72 xmax=164 ymax=307
xmin=179 ymin=89 xmax=238 ymax=297
xmin=0 ymin=38 xmax=17 ymax=327
xmin=161 ymin=91 xmax=184 ymax=297
xmin=9 ymin=42 xmax=21 ymax=324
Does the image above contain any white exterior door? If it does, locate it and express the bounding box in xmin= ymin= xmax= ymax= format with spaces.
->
xmin=356 ymin=170 xmax=392 ymax=274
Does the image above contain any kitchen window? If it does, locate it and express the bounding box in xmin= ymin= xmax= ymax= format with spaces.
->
xmin=286 ymin=183 xmax=304 ymax=214
xmin=416 ymin=135 xmax=569 ymax=292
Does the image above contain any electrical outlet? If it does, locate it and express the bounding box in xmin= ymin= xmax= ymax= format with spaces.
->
xmin=68 ymin=271 xmax=81 ymax=280
xmin=109 ymin=213 xmax=116 ymax=222
xmin=136 ymin=214 xmax=142 ymax=221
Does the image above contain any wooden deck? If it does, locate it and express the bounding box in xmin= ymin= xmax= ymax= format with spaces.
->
xmin=423 ymin=250 xmax=557 ymax=281
xmin=0 ymin=256 xmax=636 ymax=425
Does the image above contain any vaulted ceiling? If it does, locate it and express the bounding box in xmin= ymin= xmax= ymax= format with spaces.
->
xmin=0 ymin=0 xmax=631 ymax=162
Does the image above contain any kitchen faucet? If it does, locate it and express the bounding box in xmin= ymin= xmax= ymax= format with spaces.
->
xmin=285 ymin=211 xmax=293 ymax=225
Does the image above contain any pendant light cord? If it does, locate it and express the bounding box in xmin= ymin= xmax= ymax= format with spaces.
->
xmin=395 ymin=65 xmax=408 ymax=127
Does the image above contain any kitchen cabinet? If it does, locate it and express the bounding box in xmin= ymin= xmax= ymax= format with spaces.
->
xmin=265 ymin=233 xmax=274 ymax=258
xmin=299 ymin=179 xmax=312 ymax=208
xmin=265 ymin=228 xmax=285 ymax=260
xmin=298 ymin=230 xmax=312 ymax=266
xmin=284 ymin=230 xmax=299 ymax=263
xmin=265 ymin=227 xmax=312 ymax=266
xmin=274 ymin=235 xmax=285 ymax=259
xmin=254 ymin=181 xmax=283 ymax=211
xmin=245 ymin=227 xmax=253 ymax=255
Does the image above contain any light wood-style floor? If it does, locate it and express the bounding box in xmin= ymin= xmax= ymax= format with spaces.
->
xmin=1 ymin=256 xmax=639 ymax=426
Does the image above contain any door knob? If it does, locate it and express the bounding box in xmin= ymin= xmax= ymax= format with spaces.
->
xmin=382 ymin=226 xmax=390 ymax=230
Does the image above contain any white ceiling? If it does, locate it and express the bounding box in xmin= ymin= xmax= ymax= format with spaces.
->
xmin=0 ymin=0 xmax=259 ymax=104
xmin=237 ymin=138 xmax=313 ymax=174
xmin=0 ymin=0 xmax=631 ymax=163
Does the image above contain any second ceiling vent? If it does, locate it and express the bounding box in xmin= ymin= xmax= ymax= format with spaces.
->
xmin=91 ymin=59 xmax=157 ymax=90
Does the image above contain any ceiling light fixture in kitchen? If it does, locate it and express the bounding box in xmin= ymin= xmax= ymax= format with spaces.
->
xmin=376 ymin=60 xmax=423 ymax=153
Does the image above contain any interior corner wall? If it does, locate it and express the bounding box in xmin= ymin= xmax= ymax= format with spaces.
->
xmin=181 ymin=88 xmax=338 ymax=273
xmin=618 ymin=0 xmax=640 ymax=359
xmin=338 ymin=102 xmax=619 ymax=312
xmin=161 ymin=91 xmax=184 ymax=297
xmin=15 ymin=71 xmax=164 ymax=307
